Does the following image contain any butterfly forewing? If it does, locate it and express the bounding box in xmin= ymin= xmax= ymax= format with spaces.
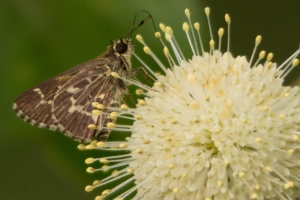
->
xmin=13 ymin=38 xmax=133 ymax=142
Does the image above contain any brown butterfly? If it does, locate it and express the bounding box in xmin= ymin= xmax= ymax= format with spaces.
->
xmin=13 ymin=12 xmax=155 ymax=142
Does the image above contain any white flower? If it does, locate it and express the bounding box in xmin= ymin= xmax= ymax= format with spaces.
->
xmin=81 ymin=7 xmax=300 ymax=200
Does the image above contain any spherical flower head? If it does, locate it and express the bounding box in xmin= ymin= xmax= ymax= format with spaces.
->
xmin=82 ymin=8 xmax=300 ymax=200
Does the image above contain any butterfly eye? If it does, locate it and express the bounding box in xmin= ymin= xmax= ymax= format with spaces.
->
xmin=115 ymin=42 xmax=128 ymax=54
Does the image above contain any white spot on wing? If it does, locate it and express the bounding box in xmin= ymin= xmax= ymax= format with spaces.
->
xmin=68 ymin=97 xmax=91 ymax=116
xmin=30 ymin=119 xmax=36 ymax=125
xmin=98 ymin=93 xmax=106 ymax=99
xmin=33 ymin=88 xmax=44 ymax=98
xmin=67 ymin=86 xmax=80 ymax=94
xmin=38 ymin=123 xmax=46 ymax=128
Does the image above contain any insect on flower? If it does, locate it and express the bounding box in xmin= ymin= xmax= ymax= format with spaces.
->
xmin=13 ymin=11 xmax=156 ymax=142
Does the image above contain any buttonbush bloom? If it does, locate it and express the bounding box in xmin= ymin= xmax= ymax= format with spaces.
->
xmin=80 ymin=7 xmax=300 ymax=200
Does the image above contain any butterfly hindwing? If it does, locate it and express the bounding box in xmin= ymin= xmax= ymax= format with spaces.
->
xmin=13 ymin=71 xmax=78 ymax=130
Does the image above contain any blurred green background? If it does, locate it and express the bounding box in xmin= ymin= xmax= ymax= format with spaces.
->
xmin=1 ymin=0 xmax=300 ymax=199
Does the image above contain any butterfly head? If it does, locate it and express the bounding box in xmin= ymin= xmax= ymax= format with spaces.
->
xmin=112 ymin=38 xmax=134 ymax=57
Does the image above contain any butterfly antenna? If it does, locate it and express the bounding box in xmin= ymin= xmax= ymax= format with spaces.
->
xmin=123 ymin=10 xmax=157 ymax=38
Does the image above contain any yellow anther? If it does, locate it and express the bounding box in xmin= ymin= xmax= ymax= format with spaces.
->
xmin=217 ymin=180 xmax=223 ymax=186
xmin=173 ymin=187 xmax=179 ymax=194
xmin=111 ymin=72 xmax=120 ymax=78
xmin=262 ymin=106 xmax=269 ymax=111
xmin=209 ymin=39 xmax=215 ymax=48
xmin=96 ymin=104 xmax=105 ymax=109
xmin=136 ymin=148 xmax=143 ymax=154
xmin=292 ymin=58 xmax=299 ymax=67
xmin=127 ymin=168 xmax=133 ymax=173
xmin=99 ymin=159 xmax=108 ymax=164
xmin=184 ymin=8 xmax=190 ymax=18
xmin=192 ymin=118 xmax=199 ymax=123
xmin=204 ymin=7 xmax=210 ymax=16
xmin=90 ymin=140 xmax=97 ymax=146
xmin=279 ymin=114 xmax=285 ymax=119
xmin=88 ymin=124 xmax=97 ymax=129
xmin=143 ymin=46 xmax=151 ymax=54
xmin=182 ymin=173 xmax=187 ymax=177
xmin=284 ymin=93 xmax=289 ymax=97
xmin=292 ymin=135 xmax=299 ymax=141
xmin=143 ymin=140 xmax=150 ymax=144
xmin=136 ymin=35 xmax=143 ymax=43
xmin=225 ymin=14 xmax=230 ymax=23
xmin=138 ymin=99 xmax=146 ymax=106
xmin=168 ymin=164 xmax=174 ymax=169
xmin=287 ymin=149 xmax=294 ymax=154
xmin=224 ymin=160 xmax=230 ymax=166
xmin=205 ymin=96 xmax=210 ymax=101
xmin=93 ymin=180 xmax=101 ymax=185
xmin=267 ymin=52 xmax=273 ymax=61
xmin=267 ymin=62 xmax=273 ymax=68
xmin=107 ymin=122 xmax=116 ymax=129
xmin=85 ymin=158 xmax=95 ymax=164
xmin=259 ymin=50 xmax=266 ymax=59
xmin=92 ymin=110 xmax=102 ymax=115
xmin=77 ymin=144 xmax=86 ymax=150
xmin=134 ymin=115 xmax=143 ymax=120
xmin=164 ymin=46 xmax=170 ymax=57
xmin=110 ymin=112 xmax=118 ymax=118
xmin=86 ymin=167 xmax=95 ymax=173
xmin=284 ymin=181 xmax=294 ymax=189
xmin=119 ymin=143 xmax=128 ymax=148
xmin=85 ymin=185 xmax=94 ymax=192
xmin=120 ymin=104 xmax=128 ymax=110
xmin=155 ymin=32 xmax=161 ymax=39
xmin=255 ymin=35 xmax=262 ymax=45
xmin=85 ymin=145 xmax=95 ymax=150
xmin=155 ymin=81 xmax=164 ymax=87
xmin=97 ymin=142 xmax=106 ymax=147
xmin=194 ymin=22 xmax=200 ymax=30
xmin=255 ymin=184 xmax=260 ymax=190
xmin=166 ymin=26 xmax=173 ymax=35
xmin=238 ymin=171 xmax=245 ymax=178
xmin=95 ymin=196 xmax=104 ymax=200
xmin=183 ymin=22 xmax=189 ymax=32
xmin=101 ymin=165 xmax=109 ymax=172
xmin=102 ymin=189 xmax=111 ymax=195
xmin=171 ymin=119 xmax=177 ymax=124
xmin=112 ymin=170 xmax=119 ymax=177
xmin=255 ymin=137 xmax=261 ymax=143
xmin=250 ymin=193 xmax=258 ymax=199
xmin=218 ymin=28 xmax=224 ymax=37
xmin=92 ymin=102 xmax=99 ymax=107
xmin=264 ymin=166 xmax=272 ymax=172
xmin=159 ymin=23 xmax=166 ymax=32
xmin=189 ymin=100 xmax=200 ymax=110
xmin=135 ymin=89 xmax=143 ymax=95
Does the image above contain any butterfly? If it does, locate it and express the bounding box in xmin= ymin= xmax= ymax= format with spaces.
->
xmin=13 ymin=38 xmax=134 ymax=142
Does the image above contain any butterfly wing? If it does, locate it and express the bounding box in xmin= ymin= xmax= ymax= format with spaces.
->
xmin=13 ymin=69 xmax=80 ymax=131
xmin=13 ymin=57 xmax=122 ymax=142
xmin=52 ymin=58 xmax=123 ymax=142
